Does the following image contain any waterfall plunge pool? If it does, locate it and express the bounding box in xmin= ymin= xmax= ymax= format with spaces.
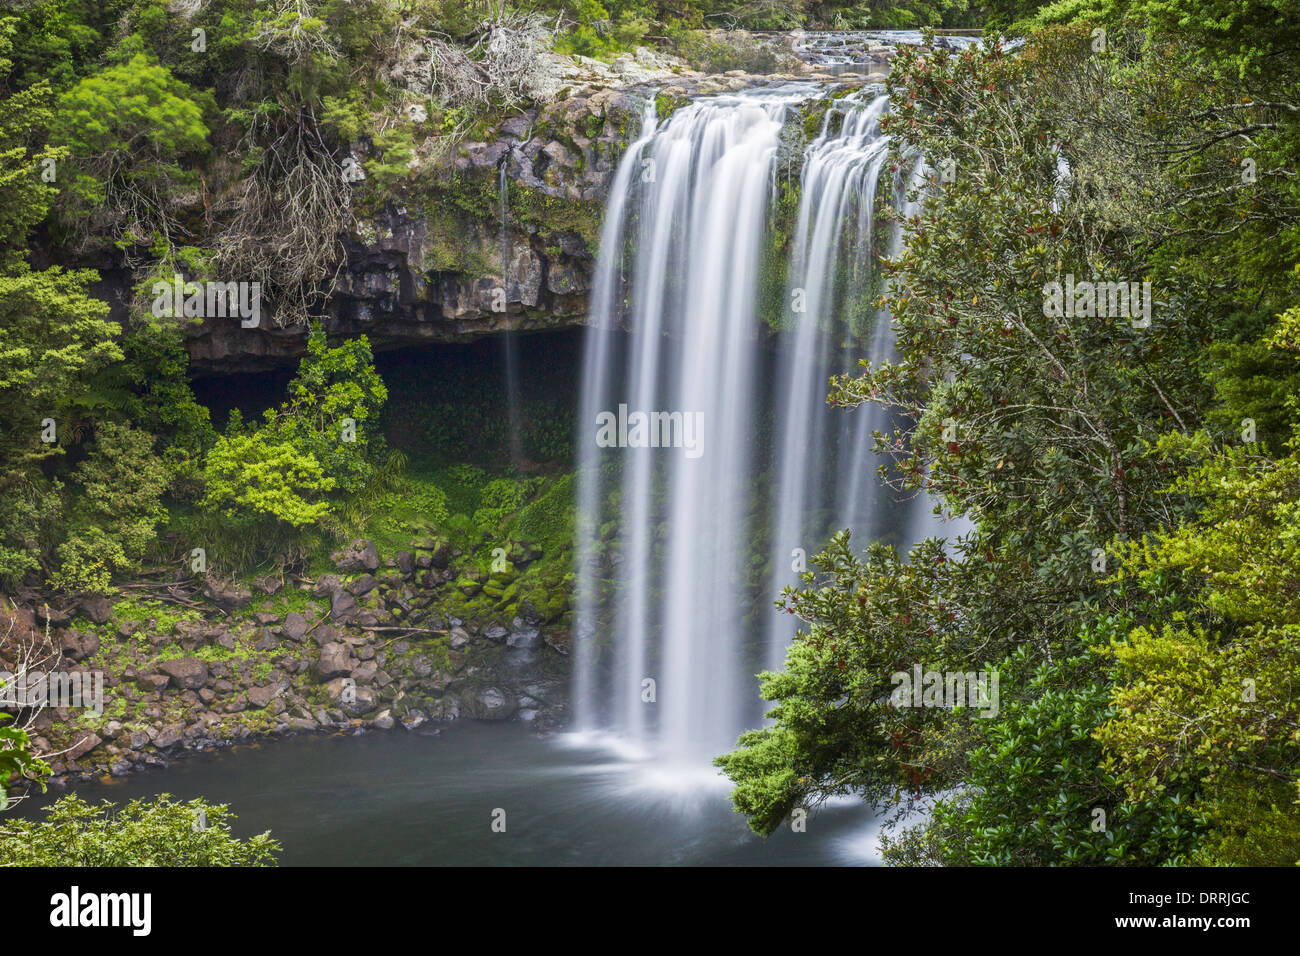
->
xmin=19 ymin=722 xmax=882 ymax=866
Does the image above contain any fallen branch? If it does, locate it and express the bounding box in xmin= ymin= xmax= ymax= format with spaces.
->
xmin=361 ymin=625 xmax=448 ymax=636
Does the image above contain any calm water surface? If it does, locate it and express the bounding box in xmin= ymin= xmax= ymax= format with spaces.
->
xmin=22 ymin=723 xmax=882 ymax=866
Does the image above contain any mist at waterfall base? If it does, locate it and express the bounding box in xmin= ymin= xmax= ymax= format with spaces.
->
xmin=573 ymin=85 xmax=957 ymax=774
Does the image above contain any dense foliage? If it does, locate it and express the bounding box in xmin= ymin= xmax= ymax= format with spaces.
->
xmin=0 ymin=793 xmax=280 ymax=865
xmin=0 ymin=0 xmax=1295 ymax=869
xmin=717 ymin=7 xmax=1300 ymax=865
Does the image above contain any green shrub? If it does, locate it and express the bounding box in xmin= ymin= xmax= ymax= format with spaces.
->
xmin=1 ymin=793 xmax=279 ymax=866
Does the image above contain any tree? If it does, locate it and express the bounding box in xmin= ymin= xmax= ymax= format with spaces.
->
xmin=0 ymin=266 xmax=121 ymax=586
xmin=198 ymin=324 xmax=387 ymax=560
xmin=48 ymin=422 xmax=170 ymax=594
xmin=0 ymin=793 xmax=280 ymax=865
xmin=48 ymin=52 xmax=210 ymax=253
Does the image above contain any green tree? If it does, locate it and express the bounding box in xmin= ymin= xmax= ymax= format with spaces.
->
xmin=0 ymin=793 xmax=279 ymax=865
xmin=48 ymin=421 xmax=170 ymax=594
xmin=48 ymin=52 xmax=210 ymax=250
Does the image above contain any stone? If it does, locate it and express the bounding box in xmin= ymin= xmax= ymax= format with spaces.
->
xmin=59 ymin=630 xmax=99 ymax=662
xmin=317 ymin=642 xmax=353 ymax=679
xmin=254 ymin=629 xmax=279 ymax=651
xmin=247 ymin=684 xmax=282 ymax=709
xmin=449 ymin=626 xmax=471 ymax=650
xmin=372 ymin=709 xmax=395 ymax=730
xmin=203 ymin=575 xmax=252 ymax=612
xmin=282 ymin=612 xmax=309 ymax=641
xmin=350 ymin=661 xmax=379 ymax=684
xmin=347 ymin=573 xmax=378 ymax=596
xmin=67 ymin=732 xmax=102 ymax=760
xmin=330 ymin=590 xmax=358 ymax=623
xmin=506 ymin=626 xmax=541 ymax=650
xmin=326 ymin=678 xmax=377 ymax=713
xmin=396 ymin=551 xmax=414 ymax=575
xmin=252 ymin=574 xmax=283 ymax=595
xmin=136 ymin=672 xmax=169 ymax=693
xmin=427 ymin=540 xmax=452 ymax=570
xmin=40 ymin=605 xmax=71 ymax=627
xmin=470 ymin=686 xmax=516 ymax=720
xmin=153 ymin=725 xmax=183 ymax=749
xmin=312 ymin=574 xmax=342 ymax=597
xmin=79 ymin=596 xmax=113 ymax=625
xmin=334 ymin=538 xmax=380 ymax=573
xmin=158 ymin=657 xmax=208 ymax=691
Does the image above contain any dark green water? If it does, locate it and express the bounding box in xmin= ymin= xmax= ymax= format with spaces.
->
xmin=19 ymin=723 xmax=880 ymax=866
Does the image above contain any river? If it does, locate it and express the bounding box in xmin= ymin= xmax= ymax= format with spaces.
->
xmin=18 ymin=723 xmax=882 ymax=865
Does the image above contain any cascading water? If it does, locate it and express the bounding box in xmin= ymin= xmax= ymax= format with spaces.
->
xmin=575 ymin=84 xmax=945 ymax=768
xmin=498 ymin=157 xmax=525 ymax=469
xmin=765 ymin=92 xmax=893 ymax=672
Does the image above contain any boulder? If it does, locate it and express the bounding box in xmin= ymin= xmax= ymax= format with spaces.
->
xmin=347 ymin=573 xmax=378 ymax=596
xmin=247 ymin=684 xmax=282 ymax=709
xmin=317 ymin=642 xmax=353 ymax=679
xmin=282 ymin=612 xmax=309 ymax=642
xmin=59 ymin=630 xmax=99 ymax=662
xmin=330 ymin=590 xmax=358 ymax=624
xmin=334 ymin=538 xmax=380 ymax=573
xmin=506 ymin=626 xmax=541 ymax=650
xmin=79 ymin=596 xmax=113 ymax=625
xmin=311 ymin=574 xmax=342 ymax=597
xmin=158 ymin=658 xmax=208 ymax=691
xmin=67 ymin=732 xmax=102 ymax=760
xmin=252 ymin=574 xmax=283 ymax=596
xmin=469 ymin=686 xmax=516 ymax=720
xmin=203 ymin=575 xmax=252 ymax=612
xmin=153 ymin=725 xmax=183 ymax=749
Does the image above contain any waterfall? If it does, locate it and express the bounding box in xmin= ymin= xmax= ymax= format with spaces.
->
xmin=574 ymin=85 xmax=942 ymax=767
xmin=765 ymin=92 xmax=892 ymax=672
xmin=499 ymin=157 xmax=525 ymax=469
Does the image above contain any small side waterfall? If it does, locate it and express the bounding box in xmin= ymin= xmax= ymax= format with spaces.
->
xmin=498 ymin=157 xmax=525 ymax=469
xmin=574 ymin=85 xmax=944 ymax=768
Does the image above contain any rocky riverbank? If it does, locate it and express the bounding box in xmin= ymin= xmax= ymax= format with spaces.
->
xmin=3 ymin=534 xmax=569 ymax=790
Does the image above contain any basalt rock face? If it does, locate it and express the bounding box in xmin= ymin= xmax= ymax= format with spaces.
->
xmin=184 ymin=83 xmax=650 ymax=375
